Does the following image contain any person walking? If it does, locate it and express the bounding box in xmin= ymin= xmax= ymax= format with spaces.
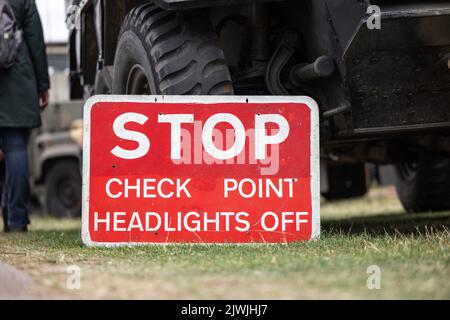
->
xmin=0 ymin=0 xmax=50 ymax=232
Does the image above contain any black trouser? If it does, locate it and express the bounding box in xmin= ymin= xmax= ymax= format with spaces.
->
xmin=0 ymin=128 xmax=30 ymax=229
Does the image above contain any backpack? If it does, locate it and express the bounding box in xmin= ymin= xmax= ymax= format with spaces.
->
xmin=0 ymin=0 xmax=21 ymax=69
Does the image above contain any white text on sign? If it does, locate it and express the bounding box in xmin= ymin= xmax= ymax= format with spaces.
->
xmin=110 ymin=113 xmax=290 ymax=164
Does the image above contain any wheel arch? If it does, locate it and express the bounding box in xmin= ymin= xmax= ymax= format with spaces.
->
xmin=152 ymin=0 xmax=284 ymax=10
xmin=90 ymin=0 xmax=283 ymax=81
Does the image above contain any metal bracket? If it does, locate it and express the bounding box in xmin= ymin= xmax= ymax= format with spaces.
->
xmin=265 ymin=30 xmax=298 ymax=95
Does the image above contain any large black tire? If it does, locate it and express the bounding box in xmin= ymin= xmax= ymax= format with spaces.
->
xmin=112 ymin=2 xmax=233 ymax=95
xmin=322 ymin=163 xmax=368 ymax=200
xmin=395 ymin=153 xmax=450 ymax=213
xmin=45 ymin=160 xmax=82 ymax=218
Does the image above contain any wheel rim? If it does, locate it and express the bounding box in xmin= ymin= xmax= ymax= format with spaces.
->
xmin=56 ymin=177 xmax=79 ymax=209
xmin=126 ymin=64 xmax=154 ymax=94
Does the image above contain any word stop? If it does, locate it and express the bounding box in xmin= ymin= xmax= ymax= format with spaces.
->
xmin=110 ymin=113 xmax=290 ymax=161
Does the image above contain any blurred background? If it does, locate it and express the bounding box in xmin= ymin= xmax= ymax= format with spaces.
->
xmin=25 ymin=0 xmax=83 ymax=218
xmin=37 ymin=0 xmax=69 ymax=100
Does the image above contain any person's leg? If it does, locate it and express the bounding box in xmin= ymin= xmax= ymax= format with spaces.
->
xmin=0 ymin=155 xmax=8 ymax=231
xmin=2 ymin=207 xmax=9 ymax=232
xmin=1 ymin=128 xmax=30 ymax=230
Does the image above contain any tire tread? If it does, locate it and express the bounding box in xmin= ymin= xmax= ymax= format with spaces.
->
xmin=395 ymin=155 xmax=450 ymax=213
xmin=117 ymin=3 xmax=233 ymax=95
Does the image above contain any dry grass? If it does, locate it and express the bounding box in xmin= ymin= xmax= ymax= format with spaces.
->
xmin=1 ymin=187 xmax=449 ymax=299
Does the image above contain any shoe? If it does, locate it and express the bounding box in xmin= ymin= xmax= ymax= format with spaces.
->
xmin=4 ymin=226 xmax=28 ymax=233
xmin=2 ymin=207 xmax=9 ymax=232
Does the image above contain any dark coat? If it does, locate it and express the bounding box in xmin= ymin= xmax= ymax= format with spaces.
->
xmin=0 ymin=0 xmax=50 ymax=128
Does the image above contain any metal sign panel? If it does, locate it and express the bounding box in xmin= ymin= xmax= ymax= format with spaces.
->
xmin=82 ymin=96 xmax=320 ymax=246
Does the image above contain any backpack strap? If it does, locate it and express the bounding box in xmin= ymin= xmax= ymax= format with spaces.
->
xmin=1 ymin=0 xmax=19 ymax=31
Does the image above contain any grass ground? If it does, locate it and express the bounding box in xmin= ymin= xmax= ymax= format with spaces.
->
xmin=0 ymin=187 xmax=449 ymax=299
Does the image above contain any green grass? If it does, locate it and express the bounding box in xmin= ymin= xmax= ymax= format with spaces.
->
xmin=0 ymin=187 xmax=449 ymax=299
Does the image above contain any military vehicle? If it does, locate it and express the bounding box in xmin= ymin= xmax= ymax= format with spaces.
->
xmin=68 ymin=0 xmax=450 ymax=212
xmin=28 ymin=100 xmax=83 ymax=218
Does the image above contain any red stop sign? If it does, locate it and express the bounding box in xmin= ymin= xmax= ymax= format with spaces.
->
xmin=82 ymin=96 xmax=320 ymax=246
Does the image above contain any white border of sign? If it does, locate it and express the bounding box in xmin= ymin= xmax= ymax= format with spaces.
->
xmin=82 ymin=95 xmax=320 ymax=247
